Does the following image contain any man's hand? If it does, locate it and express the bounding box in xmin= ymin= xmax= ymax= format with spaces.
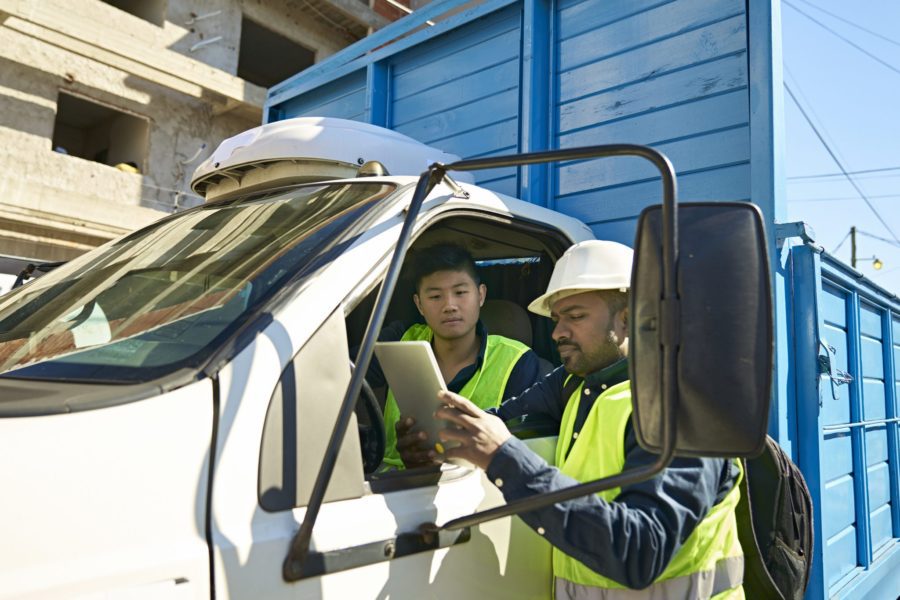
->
xmin=395 ymin=416 xmax=438 ymax=468
xmin=435 ymin=390 xmax=512 ymax=470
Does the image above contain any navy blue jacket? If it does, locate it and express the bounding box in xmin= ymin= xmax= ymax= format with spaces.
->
xmin=488 ymin=360 xmax=740 ymax=588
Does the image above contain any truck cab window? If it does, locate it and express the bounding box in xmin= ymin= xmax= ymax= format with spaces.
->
xmin=341 ymin=216 xmax=569 ymax=488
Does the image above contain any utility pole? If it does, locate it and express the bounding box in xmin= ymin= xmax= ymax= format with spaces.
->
xmin=848 ymin=226 xmax=884 ymax=272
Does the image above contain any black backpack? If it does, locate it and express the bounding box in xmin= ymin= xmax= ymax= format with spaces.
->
xmin=736 ymin=435 xmax=814 ymax=600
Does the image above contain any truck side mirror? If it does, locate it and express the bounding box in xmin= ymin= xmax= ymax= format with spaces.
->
xmin=630 ymin=202 xmax=773 ymax=458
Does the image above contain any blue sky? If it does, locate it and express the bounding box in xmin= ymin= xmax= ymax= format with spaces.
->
xmin=782 ymin=0 xmax=900 ymax=294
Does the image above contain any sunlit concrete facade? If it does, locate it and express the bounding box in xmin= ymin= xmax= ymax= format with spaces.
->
xmin=0 ymin=0 xmax=394 ymax=289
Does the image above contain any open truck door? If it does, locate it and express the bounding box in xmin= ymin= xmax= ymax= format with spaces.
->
xmin=281 ymin=143 xmax=774 ymax=591
xmin=206 ymin=182 xmax=586 ymax=598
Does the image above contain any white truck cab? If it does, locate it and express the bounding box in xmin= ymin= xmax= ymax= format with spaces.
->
xmin=0 ymin=118 xmax=595 ymax=599
xmin=0 ymin=118 xmax=774 ymax=599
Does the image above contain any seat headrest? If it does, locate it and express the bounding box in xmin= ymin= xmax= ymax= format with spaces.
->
xmin=481 ymin=299 xmax=532 ymax=347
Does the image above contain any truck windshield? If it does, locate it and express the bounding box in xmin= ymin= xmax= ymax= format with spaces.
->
xmin=0 ymin=181 xmax=397 ymax=382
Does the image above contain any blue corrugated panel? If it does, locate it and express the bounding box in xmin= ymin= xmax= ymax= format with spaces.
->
xmin=818 ymin=281 xmax=863 ymax=589
xmin=860 ymin=298 xmax=892 ymax=560
xmin=273 ymin=71 xmax=368 ymax=123
xmin=893 ymin=317 xmax=900 ymax=404
xmin=388 ymin=4 xmax=522 ymax=194
xmin=267 ymin=0 xmax=754 ymax=244
xmin=790 ymin=241 xmax=900 ymax=600
xmin=812 ymin=256 xmax=900 ymax=599
xmin=553 ymin=0 xmax=749 ymax=243
xmin=820 ymin=283 xmax=851 ymax=425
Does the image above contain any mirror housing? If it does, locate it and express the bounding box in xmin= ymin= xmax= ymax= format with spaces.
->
xmin=630 ymin=202 xmax=773 ymax=458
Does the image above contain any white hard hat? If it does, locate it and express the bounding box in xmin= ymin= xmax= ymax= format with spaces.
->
xmin=528 ymin=240 xmax=633 ymax=317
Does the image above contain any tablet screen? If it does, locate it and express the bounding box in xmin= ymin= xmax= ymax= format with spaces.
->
xmin=374 ymin=340 xmax=450 ymax=453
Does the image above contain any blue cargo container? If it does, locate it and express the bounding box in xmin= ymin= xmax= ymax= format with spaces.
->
xmin=265 ymin=0 xmax=900 ymax=597
xmin=788 ymin=240 xmax=900 ymax=599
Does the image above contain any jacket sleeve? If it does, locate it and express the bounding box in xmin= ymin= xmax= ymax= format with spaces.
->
xmin=485 ymin=426 xmax=735 ymax=589
xmin=492 ymin=365 xmax=569 ymax=422
xmin=501 ymin=350 xmax=542 ymax=399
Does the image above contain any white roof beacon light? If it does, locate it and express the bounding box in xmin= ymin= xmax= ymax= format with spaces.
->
xmin=191 ymin=117 xmax=474 ymax=201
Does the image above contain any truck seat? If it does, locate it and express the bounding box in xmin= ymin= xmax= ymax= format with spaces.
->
xmin=481 ymin=299 xmax=553 ymax=376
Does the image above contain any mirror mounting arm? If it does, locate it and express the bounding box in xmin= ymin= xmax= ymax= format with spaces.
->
xmin=433 ymin=145 xmax=681 ymax=533
xmin=284 ymin=144 xmax=680 ymax=577
xmin=441 ymin=430 xmax=676 ymax=531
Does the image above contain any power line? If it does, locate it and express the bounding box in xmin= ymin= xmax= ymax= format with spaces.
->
xmin=783 ymin=64 xmax=847 ymax=170
xmin=784 ymin=82 xmax=900 ymax=245
xmin=832 ymin=230 xmax=851 ymax=254
xmin=793 ymin=0 xmax=900 ymax=49
xmin=857 ymin=230 xmax=900 ymax=249
xmin=783 ymin=1 xmax=900 ymax=78
xmin=787 ymin=166 xmax=900 ymax=181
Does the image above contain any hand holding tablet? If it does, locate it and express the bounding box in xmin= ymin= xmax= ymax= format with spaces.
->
xmin=374 ymin=341 xmax=456 ymax=457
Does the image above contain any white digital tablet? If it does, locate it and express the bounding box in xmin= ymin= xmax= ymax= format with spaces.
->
xmin=373 ymin=340 xmax=452 ymax=454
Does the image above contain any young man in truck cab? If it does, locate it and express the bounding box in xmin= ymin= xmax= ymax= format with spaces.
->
xmin=371 ymin=243 xmax=542 ymax=468
xmin=432 ymin=240 xmax=746 ymax=599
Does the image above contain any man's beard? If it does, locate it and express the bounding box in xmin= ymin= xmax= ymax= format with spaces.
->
xmin=558 ymin=330 xmax=624 ymax=377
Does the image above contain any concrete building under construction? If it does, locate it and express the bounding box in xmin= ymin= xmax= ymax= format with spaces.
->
xmin=0 ymin=0 xmax=401 ymax=292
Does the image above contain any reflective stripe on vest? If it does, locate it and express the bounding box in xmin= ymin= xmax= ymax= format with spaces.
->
xmin=382 ymin=323 xmax=529 ymax=467
xmin=553 ymin=380 xmax=745 ymax=599
xmin=555 ymin=554 xmax=744 ymax=599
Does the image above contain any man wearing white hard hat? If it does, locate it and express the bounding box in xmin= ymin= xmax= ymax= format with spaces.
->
xmin=435 ymin=240 xmax=744 ymax=599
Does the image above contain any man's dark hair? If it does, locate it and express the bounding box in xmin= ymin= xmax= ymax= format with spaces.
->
xmin=410 ymin=243 xmax=480 ymax=292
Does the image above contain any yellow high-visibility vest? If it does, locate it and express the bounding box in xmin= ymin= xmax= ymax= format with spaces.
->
xmin=382 ymin=323 xmax=528 ymax=468
xmin=554 ymin=379 xmax=745 ymax=599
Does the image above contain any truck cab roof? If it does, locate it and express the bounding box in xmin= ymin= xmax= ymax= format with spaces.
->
xmin=191 ymin=117 xmax=475 ymax=201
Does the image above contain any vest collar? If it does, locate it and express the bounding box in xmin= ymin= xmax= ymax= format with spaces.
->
xmin=441 ymin=319 xmax=488 ymax=392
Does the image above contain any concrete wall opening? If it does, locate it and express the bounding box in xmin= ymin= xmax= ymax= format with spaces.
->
xmin=238 ymin=17 xmax=315 ymax=88
xmin=52 ymin=92 xmax=149 ymax=174
xmin=100 ymin=0 xmax=167 ymax=26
